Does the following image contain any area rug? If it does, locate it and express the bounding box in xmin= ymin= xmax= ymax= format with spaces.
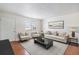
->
xmin=21 ymin=39 xmax=68 ymax=55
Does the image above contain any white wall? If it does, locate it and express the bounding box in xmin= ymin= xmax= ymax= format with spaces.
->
xmin=0 ymin=17 xmax=16 ymax=41
xmin=0 ymin=12 xmax=42 ymax=41
xmin=0 ymin=13 xmax=16 ymax=41
xmin=43 ymin=12 xmax=79 ymax=32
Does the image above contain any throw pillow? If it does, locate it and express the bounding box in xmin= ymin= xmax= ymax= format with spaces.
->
xmin=48 ymin=31 xmax=52 ymax=35
xmin=25 ymin=32 xmax=28 ymax=35
xmin=56 ymin=31 xmax=59 ymax=36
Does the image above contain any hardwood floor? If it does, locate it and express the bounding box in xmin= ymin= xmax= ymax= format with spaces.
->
xmin=10 ymin=41 xmax=30 ymax=55
xmin=10 ymin=41 xmax=79 ymax=55
xmin=64 ymin=43 xmax=79 ymax=55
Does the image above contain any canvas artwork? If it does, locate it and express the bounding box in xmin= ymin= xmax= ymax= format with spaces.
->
xmin=48 ymin=21 xmax=64 ymax=29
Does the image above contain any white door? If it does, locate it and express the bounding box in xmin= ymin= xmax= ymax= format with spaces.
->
xmin=0 ymin=18 xmax=16 ymax=41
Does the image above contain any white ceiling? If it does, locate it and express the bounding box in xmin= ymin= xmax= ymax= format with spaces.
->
xmin=0 ymin=3 xmax=79 ymax=19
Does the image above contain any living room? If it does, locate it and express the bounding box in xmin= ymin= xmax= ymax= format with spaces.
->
xmin=0 ymin=3 xmax=79 ymax=55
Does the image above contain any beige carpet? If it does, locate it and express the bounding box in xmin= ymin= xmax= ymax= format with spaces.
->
xmin=21 ymin=39 xmax=68 ymax=55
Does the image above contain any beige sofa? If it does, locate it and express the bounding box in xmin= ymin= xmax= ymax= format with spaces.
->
xmin=44 ymin=31 xmax=69 ymax=43
xmin=18 ymin=32 xmax=31 ymax=42
xmin=31 ymin=31 xmax=40 ymax=38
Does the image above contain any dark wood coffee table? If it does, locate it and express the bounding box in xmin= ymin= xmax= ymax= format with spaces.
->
xmin=34 ymin=38 xmax=53 ymax=49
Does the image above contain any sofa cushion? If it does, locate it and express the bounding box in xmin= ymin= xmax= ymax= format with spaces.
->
xmin=20 ymin=36 xmax=29 ymax=38
xmin=58 ymin=32 xmax=66 ymax=37
xmin=45 ymin=35 xmax=67 ymax=43
xmin=47 ymin=31 xmax=52 ymax=35
xmin=19 ymin=32 xmax=25 ymax=36
xmin=45 ymin=35 xmax=65 ymax=39
xmin=45 ymin=31 xmax=56 ymax=35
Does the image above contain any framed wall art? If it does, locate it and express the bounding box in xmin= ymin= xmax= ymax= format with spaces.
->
xmin=48 ymin=21 xmax=64 ymax=29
